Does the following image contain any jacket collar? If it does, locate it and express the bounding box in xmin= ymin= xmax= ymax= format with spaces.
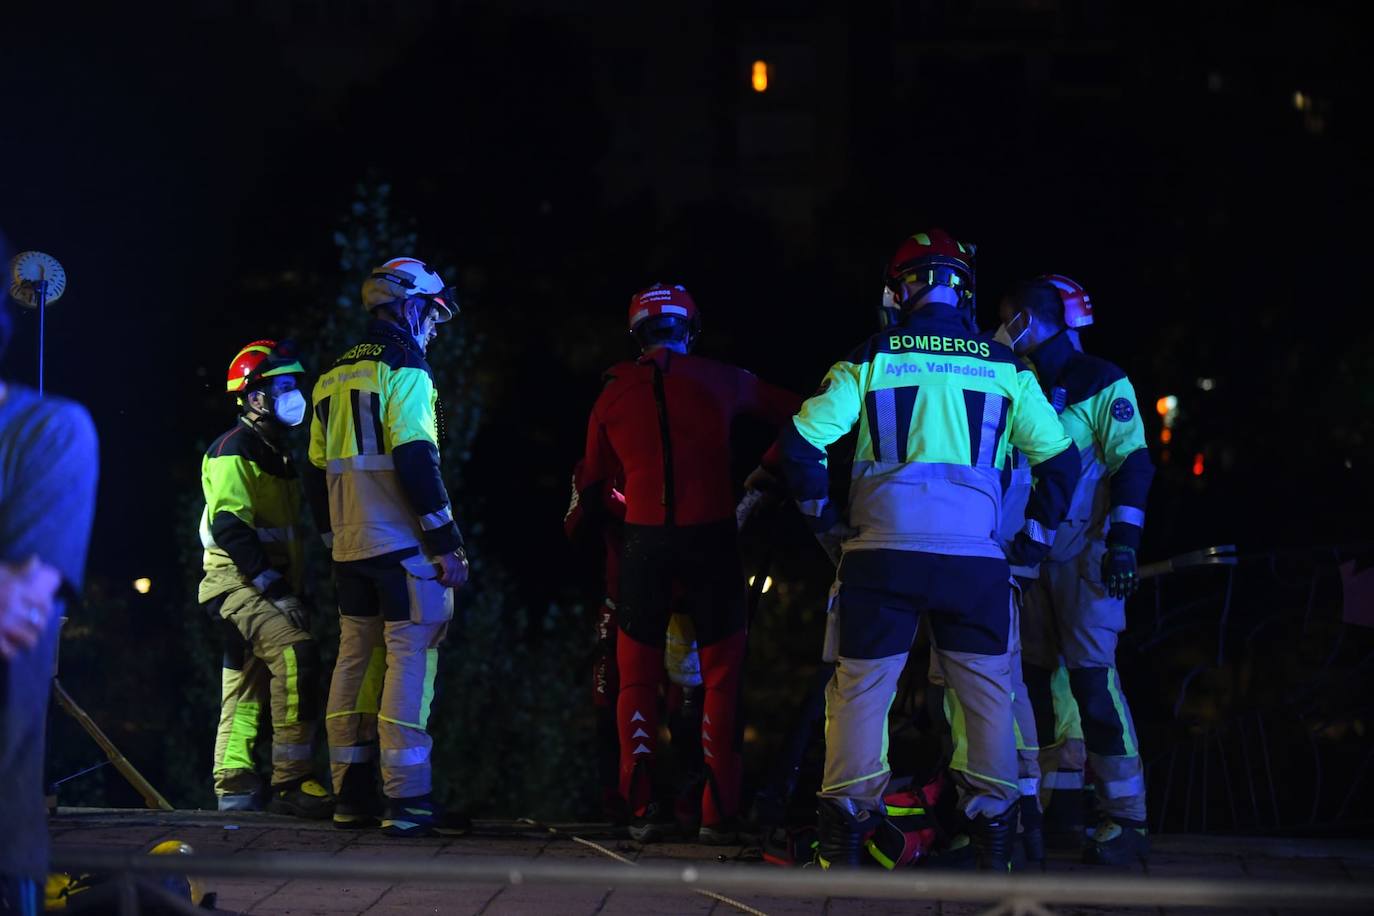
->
xmin=1028 ymin=330 xmax=1075 ymax=388
xmin=899 ymin=304 xmax=977 ymax=336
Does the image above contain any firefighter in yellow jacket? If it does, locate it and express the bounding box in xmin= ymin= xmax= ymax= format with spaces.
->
xmin=199 ymin=339 xmax=334 ymax=818
xmin=305 ymin=258 xmax=469 ymax=838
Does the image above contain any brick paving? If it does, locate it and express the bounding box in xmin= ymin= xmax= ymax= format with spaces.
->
xmin=47 ymin=809 xmax=1374 ymax=915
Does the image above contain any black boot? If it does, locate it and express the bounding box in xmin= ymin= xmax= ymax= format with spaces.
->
xmin=816 ymin=797 xmax=876 ymax=869
xmin=333 ymin=761 xmax=381 ymax=830
xmin=971 ymin=811 xmax=1015 ymax=872
xmin=1018 ymin=795 xmax=1045 ymax=867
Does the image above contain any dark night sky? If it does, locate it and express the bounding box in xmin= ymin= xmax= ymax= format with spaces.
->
xmin=2 ymin=1 xmax=1369 ymax=609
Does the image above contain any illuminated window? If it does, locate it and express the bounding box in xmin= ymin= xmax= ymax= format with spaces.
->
xmin=751 ymin=60 xmax=771 ymax=93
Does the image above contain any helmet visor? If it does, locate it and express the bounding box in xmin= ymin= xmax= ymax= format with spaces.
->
xmin=421 ymin=288 xmax=459 ymax=323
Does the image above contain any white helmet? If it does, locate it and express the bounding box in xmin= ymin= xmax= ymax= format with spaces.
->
xmin=361 ymin=257 xmax=458 ymax=322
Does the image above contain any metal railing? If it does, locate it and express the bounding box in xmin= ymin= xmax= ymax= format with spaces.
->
xmin=1131 ymin=543 xmax=1374 ymax=834
xmin=50 ymin=847 xmax=1374 ymax=916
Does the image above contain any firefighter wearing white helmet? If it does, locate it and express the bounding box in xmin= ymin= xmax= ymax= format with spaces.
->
xmin=304 ymin=257 xmax=469 ymax=838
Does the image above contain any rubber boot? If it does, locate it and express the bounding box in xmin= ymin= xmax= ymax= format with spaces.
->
xmin=971 ymin=811 xmax=1015 ymax=872
xmin=1018 ymin=795 xmax=1046 ymax=868
xmin=816 ymin=797 xmax=876 ymax=869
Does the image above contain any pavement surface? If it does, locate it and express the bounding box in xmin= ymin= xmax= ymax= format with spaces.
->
xmin=47 ymin=809 xmax=1374 ymax=915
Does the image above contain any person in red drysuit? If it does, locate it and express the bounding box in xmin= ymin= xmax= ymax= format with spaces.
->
xmin=565 ymin=462 xmax=706 ymax=826
xmin=579 ymin=282 xmax=801 ymax=843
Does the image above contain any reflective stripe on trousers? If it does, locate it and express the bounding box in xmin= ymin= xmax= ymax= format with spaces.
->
xmin=213 ymin=587 xmax=317 ymax=795
xmin=326 ymin=615 xmax=447 ymax=799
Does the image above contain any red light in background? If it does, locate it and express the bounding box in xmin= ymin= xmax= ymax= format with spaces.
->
xmin=1192 ymin=453 xmax=1205 ymax=477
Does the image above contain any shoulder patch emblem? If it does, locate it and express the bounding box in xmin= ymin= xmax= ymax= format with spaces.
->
xmin=1110 ymin=397 xmax=1135 ymax=422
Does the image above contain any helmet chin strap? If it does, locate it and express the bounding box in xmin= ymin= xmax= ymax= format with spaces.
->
xmin=386 ymin=298 xmax=435 ymax=350
xmin=242 ymin=394 xmax=284 ymax=441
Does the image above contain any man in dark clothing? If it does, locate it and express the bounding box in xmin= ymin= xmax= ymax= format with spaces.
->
xmin=579 ymin=283 xmax=801 ymax=843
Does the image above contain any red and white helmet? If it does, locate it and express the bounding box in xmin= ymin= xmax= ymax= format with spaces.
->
xmin=361 ymin=257 xmax=458 ymax=322
xmin=226 ymin=340 xmax=304 ymax=394
xmin=882 ymin=228 xmax=976 ymax=327
xmin=628 ymin=283 xmax=700 ymax=335
xmin=1038 ymin=274 xmax=1093 ymax=328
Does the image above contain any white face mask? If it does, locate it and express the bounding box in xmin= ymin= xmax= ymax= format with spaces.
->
xmin=273 ymin=389 xmax=307 ymax=427
xmin=994 ymin=312 xmax=1032 ymax=352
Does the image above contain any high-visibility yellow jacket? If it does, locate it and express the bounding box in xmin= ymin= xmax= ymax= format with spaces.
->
xmin=198 ymin=417 xmax=304 ymax=602
xmin=780 ymin=309 xmax=1080 ymax=559
xmin=1024 ymin=332 xmax=1154 ymax=560
xmin=306 ymin=320 xmax=462 ymax=563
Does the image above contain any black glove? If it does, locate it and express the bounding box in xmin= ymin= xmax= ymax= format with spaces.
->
xmin=269 ymin=594 xmax=311 ymax=631
xmin=799 ymin=498 xmax=842 ymax=536
xmin=1101 ymin=544 xmax=1138 ymax=599
xmin=1005 ymin=531 xmax=1051 ymax=570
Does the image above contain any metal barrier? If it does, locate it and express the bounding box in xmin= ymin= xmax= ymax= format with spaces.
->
xmin=51 ymin=848 xmax=1374 ymax=916
xmin=1131 ymin=544 xmax=1374 ymax=834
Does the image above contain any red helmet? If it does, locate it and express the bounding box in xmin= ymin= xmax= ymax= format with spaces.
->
xmin=226 ymin=339 xmax=304 ymax=394
xmin=1038 ymin=274 xmax=1093 ymax=328
xmin=627 ymin=283 xmax=700 ymax=334
xmin=882 ymin=229 xmax=975 ymax=325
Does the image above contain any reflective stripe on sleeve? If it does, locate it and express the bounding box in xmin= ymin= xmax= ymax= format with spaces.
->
xmin=419 ymin=506 xmax=454 ymax=532
xmin=1110 ymin=506 xmax=1146 ymax=528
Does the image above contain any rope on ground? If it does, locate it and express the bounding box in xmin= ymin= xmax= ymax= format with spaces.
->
xmin=518 ymin=818 xmax=769 ymax=916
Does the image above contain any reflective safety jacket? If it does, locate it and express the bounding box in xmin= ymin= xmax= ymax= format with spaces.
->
xmin=1024 ymin=332 xmax=1153 ymax=560
xmin=199 ymin=417 xmax=304 ymax=602
xmin=581 ymin=349 xmax=802 ymax=527
xmin=305 ymin=320 xmax=463 ymax=563
xmin=779 ymin=309 xmax=1080 ymax=559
